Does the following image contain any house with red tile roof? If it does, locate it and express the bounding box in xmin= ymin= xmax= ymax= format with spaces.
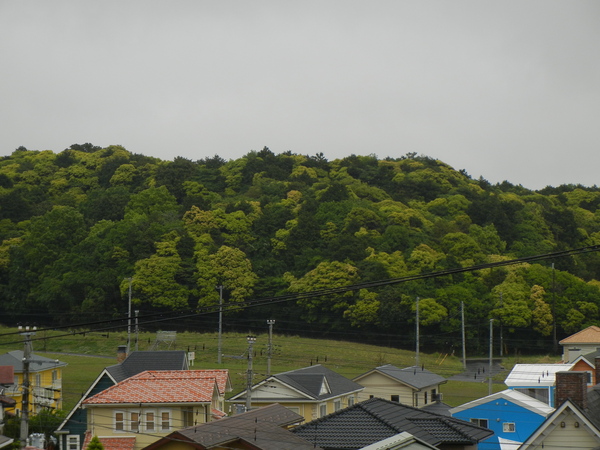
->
xmin=82 ymin=370 xmax=231 ymax=450
xmin=560 ymin=326 xmax=600 ymax=363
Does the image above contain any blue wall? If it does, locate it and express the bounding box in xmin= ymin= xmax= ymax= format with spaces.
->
xmin=452 ymin=399 xmax=548 ymax=450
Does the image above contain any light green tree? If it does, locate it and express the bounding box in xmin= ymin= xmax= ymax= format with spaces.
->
xmin=195 ymin=245 xmax=258 ymax=309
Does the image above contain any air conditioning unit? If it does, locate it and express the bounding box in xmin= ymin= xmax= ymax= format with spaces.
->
xmin=432 ymin=393 xmax=443 ymax=402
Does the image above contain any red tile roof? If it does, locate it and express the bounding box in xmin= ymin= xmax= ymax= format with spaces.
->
xmin=82 ymin=433 xmax=136 ymax=450
xmin=559 ymin=326 xmax=600 ymax=344
xmin=83 ymin=370 xmax=225 ymax=405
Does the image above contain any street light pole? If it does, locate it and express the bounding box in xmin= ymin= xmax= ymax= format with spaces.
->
xmin=217 ymin=285 xmax=223 ymax=364
xmin=19 ymin=326 xmax=36 ymax=449
xmin=246 ymin=335 xmax=256 ymax=411
xmin=267 ymin=320 xmax=275 ymax=376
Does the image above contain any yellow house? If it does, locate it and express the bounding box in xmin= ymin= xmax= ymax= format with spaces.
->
xmin=227 ymin=364 xmax=364 ymax=423
xmin=353 ymin=364 xmax=446 ymax=407
xmin=0 ymin=350 xmax=67 ymax=415
xmin=82 ymin=370 xmax=230 ymax=450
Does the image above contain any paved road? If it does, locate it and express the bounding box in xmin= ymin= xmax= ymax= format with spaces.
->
xmin=450 ymin=358 xmax=506 ymax=382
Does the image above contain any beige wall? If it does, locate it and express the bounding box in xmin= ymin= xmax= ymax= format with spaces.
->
xmin=87 ymin=404 xmax=211 ymax=450
xmin=529 ymin=410 xmax=600 ymax=450
xmin=247 ymin=393 xmax=357 ymax=423
xmin=356 ymin=372 xmax=439 ymax=407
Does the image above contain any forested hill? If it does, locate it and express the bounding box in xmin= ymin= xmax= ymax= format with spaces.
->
xmin=1 ymin=144 xmax=600 ymax=353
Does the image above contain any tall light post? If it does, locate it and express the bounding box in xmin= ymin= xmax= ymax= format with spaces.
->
xmin=246 ymin=335 xmax=256 ymax=411
xmin=19 ymin=325 xmax=36 ymax=449
xmin=126 ymin=278 xmax=133 ymax=354
xmin=217 ymin=285 xmax=224 ymax=364
xmin=267 ymin=320 xmax=275 ymax=376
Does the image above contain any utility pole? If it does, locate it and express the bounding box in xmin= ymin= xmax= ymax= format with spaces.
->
xmin=415 ymin=297 xmax=420 ymax=368
xmin=488 ymin=319 xmax=494 ymax=396
xmin=461 ymin=301 xmax=466 ymax=370
xmin=126 ymin=278 xmax=132 ymax=354
xmin=134 ymin=310 xmax=139 ymax=352
xmin=552 ymin=263 xmax=557 ymax=355
xmin=267 ymin=320 xmax=275 ymax=376
xmin=246 ymin=335 xmax=256 ymax=411
xmin=499 ymin=292 xmax=503 ymax=357
xmin=217 ymin=285 xmax=224 ymax=364
xmin=19 ymin=325 xmax=36 ymax=449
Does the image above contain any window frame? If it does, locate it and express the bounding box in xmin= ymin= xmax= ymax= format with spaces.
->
xmin=160 ymin=409 xmax=171 ymax=432
xmin=114 ymin=411 xmax=125 ymax=432
xmin=470 ymin=418 xmax=489 ymax=428
xmin=503 ymin=422 xmax=516 ymax=433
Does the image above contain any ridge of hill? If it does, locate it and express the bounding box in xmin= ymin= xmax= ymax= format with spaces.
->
xmin=1 ymin=145 xmax=600 ymax=355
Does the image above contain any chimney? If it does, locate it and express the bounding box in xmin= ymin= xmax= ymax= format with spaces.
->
xmin=595 ymin=357 xmax=600 ymax=385
xmin=117 ymin=345 xmax=127 ymax=363
xmin=555 ymin=371 xmax=587 ymax=410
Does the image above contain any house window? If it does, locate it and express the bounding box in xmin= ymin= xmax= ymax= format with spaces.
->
xmin=348 ymin=396 xmax=355 ymax=407
xmin=182 ymin=408 xmax=194 ymax=427
xmin=115 ymin=412 xmax=125 ymax=431
xmin=319 ymin=404 xmax=327 ymax=417
xmin=129 ymin=412 xmax=140 ymax=432
xmin=470 ymin=418 xmax=489 ymax=428
xmin=424 ymin=392 xmax=428 ymax=404
xmin=145 ymin=411 xmax=155 ymax=431
xmin=35 ymin=374 xmax=41 ymax=387
xmin=161 ymin=411 xmax=171 ymax=431
xmin=413 ymin=393 xmax=419 ymax=407
xmin=67 ymin=435 xmax=79 ymax=450
xmin=391 ymin=395 xmax=399 ymax=403
xmin=334 ymin=400 xmax=341 ymax=412
xmin=503 ymin=422 xmax=516 ymax=433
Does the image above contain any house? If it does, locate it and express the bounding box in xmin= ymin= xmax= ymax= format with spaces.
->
xmin=518 ymin=371 xmax=600 ymax=449
xmin=559 ymin=325 xmax=600 ymax=363
xmin=504 ymin=363 xmax=573 ymax=407
xmin=0 ymin=350 xmax=67 ymax=415
xmin=228 ymin=364 xmax=364 ymax=423
xmin=141 ymin=403 xmax=321 ymax=450
xmin=449 ymin=389 xmax=553 ymax=450
xmin=359 ymin=432 xmax=439 ymax=450
xmin=55 ymin=350 xmax=191 ymax=450
xmin=569 ymin=352 xmax=600 ymax=385
xmin=291 ymin=397 xmax=493 ymax=450
xmin=353 ymin=364 xmax=447 ymax=407
xmin=82 ymin=369 xmax=230 ymax=450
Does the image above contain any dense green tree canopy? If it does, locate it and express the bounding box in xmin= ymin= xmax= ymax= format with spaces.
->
xmin=2 ymin=145 xmax=600 ymax=353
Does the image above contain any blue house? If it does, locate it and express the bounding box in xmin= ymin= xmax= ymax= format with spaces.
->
xmin=449 ymin=388 xmax=553 ymax=450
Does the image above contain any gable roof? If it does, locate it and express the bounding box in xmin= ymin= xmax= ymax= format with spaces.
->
xmin=229 ymin=364 xmax=363 ymax=402
xmin=504 ymin=363 xmax=573 ymax=387
xmin=83 ymin=370 xmax=225 ymax=405
xmin=0 ymin=350 xmax=67 ymax=373
xmin=519 ymin=399 xmax=600 ymax=449
xmin=106 ymin=350 xmax=189 ymax=383
xmin=360 ymin=431 xmax=439 ymax=450
xmin=354 ymin=365 xmax=446 ymax=390
xmin=559 ymin=326 xmax=600 ymax=345
xmin=57 ymin=351 xmax=195 ymax=433
xmin=291 ymin=397 xmax=493 ymax=449
xmin=143 ymin=404 xmax=319 ymax=450
xmin=449 ymin=388 xmax=554 ymax=416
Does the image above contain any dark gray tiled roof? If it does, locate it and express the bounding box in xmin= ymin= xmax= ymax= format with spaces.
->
xmin=273 ymin=365 xmax=364 ymax=401
xmin=0 ymin=350 xmax=66 ymax=372
xmin=355 ymin=364 xmax=446 ymax=390
xmin=149 ymin=404 xmax=321 ymax=450
xmin=105 ymin=351 xmax=188 ymax=382
xmin=586 ymin=384 xmax=600 ymax=429
xmin=292 ymin=397 xmax=492 ymax=450
xmin=420 ymin=401 xmax=452 ymax=416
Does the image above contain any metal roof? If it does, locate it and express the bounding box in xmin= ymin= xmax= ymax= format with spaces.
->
xmin=504 ymin=364 xmax=573 ymax=387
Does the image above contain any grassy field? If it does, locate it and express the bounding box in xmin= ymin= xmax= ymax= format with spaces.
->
xmin=0 ymin=325 xmax=559 ymax=411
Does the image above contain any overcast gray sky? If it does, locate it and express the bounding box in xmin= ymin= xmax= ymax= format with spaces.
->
xmin=1 ymin=1 xmax=598 ymax=190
